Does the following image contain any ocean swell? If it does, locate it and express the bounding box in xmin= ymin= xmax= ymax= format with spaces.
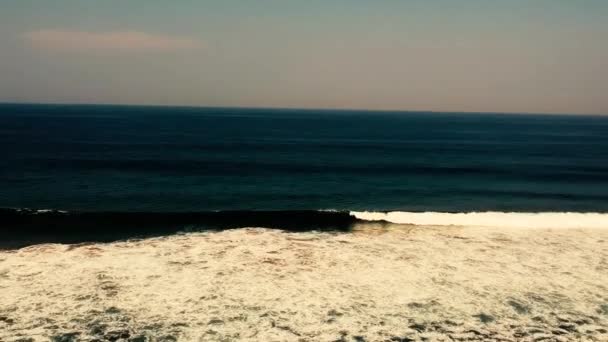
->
xmin=2 ymin=208 xmax=608 ymax=249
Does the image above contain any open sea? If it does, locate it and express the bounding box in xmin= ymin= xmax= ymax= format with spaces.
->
xmin=1 ymin=103 xmax=608 ymax=244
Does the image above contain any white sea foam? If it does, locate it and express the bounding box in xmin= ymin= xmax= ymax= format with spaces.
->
xmin=35 ymin=209 xmax=68 ymax=214
xmin=1 ymin=227 xmax=607 ymax=341
xmin=351 ymin=211 xmax=608 ymax=229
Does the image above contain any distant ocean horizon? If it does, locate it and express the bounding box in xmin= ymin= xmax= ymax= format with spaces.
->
xmin=2 ymin=101 xmax=607 ymax=117
xmin=2 ymin=103 xmax=608 ymax=242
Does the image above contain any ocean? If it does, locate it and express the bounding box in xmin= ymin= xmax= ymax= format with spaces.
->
xmin=2 ymin=104 xmax=608 ymax=341
xmin=1 ymin=103 xmax=608 ymax=243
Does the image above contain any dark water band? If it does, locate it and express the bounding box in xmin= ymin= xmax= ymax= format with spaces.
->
xmin=0 ymin=208 xmax=360 ymax=248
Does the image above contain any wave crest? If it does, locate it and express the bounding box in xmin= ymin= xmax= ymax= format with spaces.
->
xmin=350 ymin=211 xmax=608 ymax=229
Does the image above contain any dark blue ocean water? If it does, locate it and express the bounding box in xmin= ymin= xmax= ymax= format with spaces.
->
xmin=2 ymin=103 xmax=608 ymax=212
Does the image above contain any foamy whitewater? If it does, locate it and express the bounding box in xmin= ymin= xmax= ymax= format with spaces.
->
xmin=1 ymin=223 xmax=607 ymax=341
xmin=351 ymin=211 xmax=608 ymax=229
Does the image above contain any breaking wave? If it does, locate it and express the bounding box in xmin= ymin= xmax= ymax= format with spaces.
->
xmin=2 ymin=208 xmax=608 ymax=248
xmin=0 ymin=208 xmax=357 ymax=248
xmin=351 ymin=211 xmax=608 ymax=229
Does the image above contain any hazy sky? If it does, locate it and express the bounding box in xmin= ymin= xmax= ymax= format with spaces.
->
xmin=1 ymin=0 xmax=607 ymax=114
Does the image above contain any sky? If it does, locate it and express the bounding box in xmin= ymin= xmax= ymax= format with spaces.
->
xmin=0 ymin=0 xmax=607 ymax=115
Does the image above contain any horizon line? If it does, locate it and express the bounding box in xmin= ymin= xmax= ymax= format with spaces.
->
xmin=0 ymin=101 xmax=606 ymax=117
